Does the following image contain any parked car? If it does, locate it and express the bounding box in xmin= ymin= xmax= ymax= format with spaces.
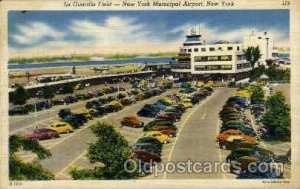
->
xmin=179 ymin=99 xmax=193 ymax=108
xmin=88 ymin=108 xmax=103 ymax=117
xmin=110 ymin=100 xmax=123 ymax=109
xmin=137 ymin=108 xmax=158 ymax=118
xmin=144 ymin=131 xmax=171 ymax=144
xmin=136 ymin=137 xmax=163 ymax=150
xmin=74 ymin=83 xmax=84 ymax=90
xmin=35 ymin=101 xmax=52 ymax=111
xmin=61 ymin=115 xmax=81 ymax=129
xmin=156 ymin=112 xmax=178 ymax=123
xmin=75 ymin=93 xmax=92 ymax=100
xmin=131 ymin=142 xmax=162 ymax=156
xmin=9 ymin=106 xmax=29 ymax=116
xmin=64 ymin=96 xmax=78 ymax=104
xmin=217 ymin=135 xmax=258 ymax=150
xmin=74 ymin=110 xmax=92 ymax=120
xmin=26 ymin=128 xmax=59 ymax=140
xmin=49 ymin=121 xmax=74 ymax=134
xmin=51 ymin=99 xmax=66 ymax=106
xmin=144 ymin=120 xmax=177 ymax=131
xmin=86 ymin=101 xmax=102 ymax=109
xmin=227 ymin=97 xmax=249 ymax=108
xmin=102 ymin=104 xmax=120 ymax=113
xmin=132 ymin=149 xmax=162 ymax=163
xmin=221 ymin=114 xmax=241 ymax=122
xmin=180 ymin=87 xmax=195 ymax=94
xmin=153 ymin=101 xmax=168 ymax=110
xmin=166 ymin=105 xmax=185 ymax=114
xmin=226 ymin=147 xmax=274 ymax=163
xmin=220 ymin=125 xmax=256 ymax=137
xmin=56 ymin=86 xmax=73 ymax=94
xmin=121 ymin=116 xmax=144 ymax=128
xmin=58 ymin=108 xmax=72 ymax=119
xmin=153 ymin=125 xmax=177 ymax=138
xmin=119 ymin=98 xmax=134 ymax=106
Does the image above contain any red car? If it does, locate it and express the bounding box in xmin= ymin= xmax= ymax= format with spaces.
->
xmin=154 ymin=125 xmax=177 ymax=138
xmin=121 ymin=116 xmax=144 ymax=128
xmin=132 ymin=149 xmax=162 ymax=163
xmin=26 ymin=128 xmax=59 ymax=140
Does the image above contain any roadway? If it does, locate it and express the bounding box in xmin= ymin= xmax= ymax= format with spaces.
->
xmin=147 ymin=87 xmax=236 ymax=179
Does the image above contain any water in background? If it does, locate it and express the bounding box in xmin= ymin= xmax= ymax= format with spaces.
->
xmin=8 ymin=57 xmax=172 ymax=70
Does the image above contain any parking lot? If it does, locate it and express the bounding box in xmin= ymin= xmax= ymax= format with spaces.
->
xmin=10 ymin=81 xmax=291 ymax=180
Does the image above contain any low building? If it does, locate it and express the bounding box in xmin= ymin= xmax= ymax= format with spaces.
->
xmin=171 ymin=28 xmax=251 ymax=81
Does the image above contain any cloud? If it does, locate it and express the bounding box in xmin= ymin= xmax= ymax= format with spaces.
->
xmin=11 ymin=22 xmax=65 ymax=45
xmin=9 ymin=18 xmax=289 ymax=58
xmin=68 ymin=17 xmax=151 ymax=46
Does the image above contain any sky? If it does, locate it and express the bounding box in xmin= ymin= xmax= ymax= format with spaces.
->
xmin=8 ymin=10 xmax=289 ymax=58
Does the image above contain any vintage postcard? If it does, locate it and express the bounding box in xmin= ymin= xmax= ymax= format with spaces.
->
xmin=0 ymin=0 xmax=299 ymax=188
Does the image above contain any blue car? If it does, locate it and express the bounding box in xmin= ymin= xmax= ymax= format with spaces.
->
xmin=153 ymin=101 xmax=168 ymax=110
xmin=137 ymin=108 xmax=158 ymax=117
xmin=180 ymin=87 xmax=195 ymax=94
xmin=228 ymin=98 xmax=249 ymax=108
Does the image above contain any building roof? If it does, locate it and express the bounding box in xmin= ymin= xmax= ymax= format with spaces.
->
xmin=214 ymin=40 xmax=230 ymax=44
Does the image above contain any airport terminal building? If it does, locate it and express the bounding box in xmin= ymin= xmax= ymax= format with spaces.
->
xmin=171 ymin=28 xmax=275 ymax=81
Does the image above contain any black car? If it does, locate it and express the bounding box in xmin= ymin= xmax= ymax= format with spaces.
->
xmin=9 ymin=106 xmax=29 ymax=116
xmin=131 ymin=142 xmax=162 ymax=156
xmin=86 ymin=101 xmax=102 ymax=109
xmin=35 ymin=101 xmax=52 ymax=111
xmin=102 ymin=104 xmax=119 ymax=113
xmin=64 ymin=96 xmax=78 ymax=104
xmin=58 ymin=108 xmax=72 ymax=119
xmin=60 ymin=113 xmax=88 ymax=129
xmin=61 ymin=115 xmax=81 ymax=129
xmin=72 ymin=113 xmax=88 ymax=124
xmin=136 ymin=137 xmax=163 ymax=150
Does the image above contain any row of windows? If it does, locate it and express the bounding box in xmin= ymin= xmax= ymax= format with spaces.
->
xmin=194 ymin=55 xmax=233 ymax=62
xmin=237 ymin=63 xmax=251 ymax=69
xmin=194 ymin=65 xmax=233 ymax=71
xmin=182 ymin=46 xmax=240 ymax=53
xmin=237 ymin=55 xmax=246 ymax=61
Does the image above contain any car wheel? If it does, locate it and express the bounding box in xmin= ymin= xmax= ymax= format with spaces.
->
xmin=169 ymin=134 xmax=174 ymax=138
xmin=164 ymin=140 xmax=168 ymax=144
xmin=65 ymin=129 xmax=71 ymax=133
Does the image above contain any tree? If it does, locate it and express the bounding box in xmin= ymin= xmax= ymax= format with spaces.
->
xmin=262 ymin=92 xmax=291 ymax=141
xmin=9 ymin=135 xmax=54 ymax=180
xmin=250 ymin=85 xmax=265 ymax=105
xmin=249 ymin=65 xmax=266 ymax=82
xmin=11 ymin=84 xmax=29 ymax=105
xmin=70 ymin=122 xmax=139 ymax=179
xmin=41 ymin=85 xmax=54 ymax=101
xmin=266 ymin=59 xmax=275 ymax=67
xmin=244 ymin=46 xmax=262 ymax=68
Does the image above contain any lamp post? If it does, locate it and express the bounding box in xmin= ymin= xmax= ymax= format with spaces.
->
xmin=34 ymin=90 xmax=43 ymax=129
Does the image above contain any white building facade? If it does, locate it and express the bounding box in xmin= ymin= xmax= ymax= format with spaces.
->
xmin=171 ymin=29 xmax=252 ymax=81
xmin=243 ymin=31 xmax=276 ymax=66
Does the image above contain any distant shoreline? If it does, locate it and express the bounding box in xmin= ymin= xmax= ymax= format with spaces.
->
xmin=8 ymin=54 xmax=176 ymax=65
